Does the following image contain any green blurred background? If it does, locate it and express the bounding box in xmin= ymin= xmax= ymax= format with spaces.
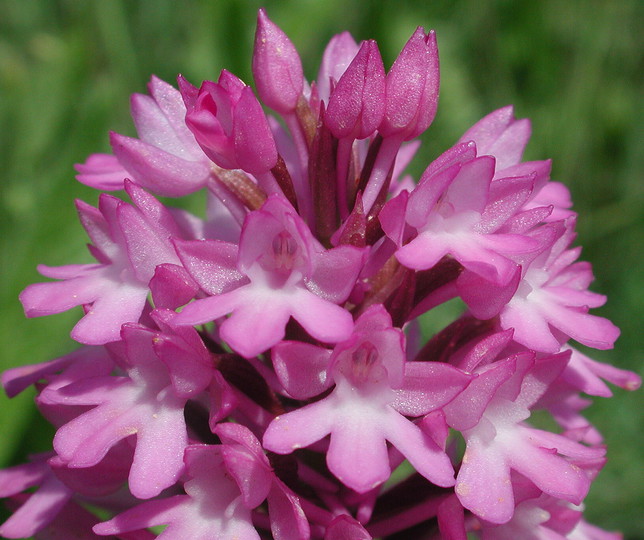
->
xmin=0 ymin=0 xmax=642 ymax=537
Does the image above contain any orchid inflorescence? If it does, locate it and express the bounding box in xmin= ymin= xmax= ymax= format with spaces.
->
xmin=1 ymin=9 xmax=639 ymax=540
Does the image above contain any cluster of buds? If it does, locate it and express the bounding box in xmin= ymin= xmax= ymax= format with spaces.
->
xmin=1 ymin=9 xmax=639 ymax=540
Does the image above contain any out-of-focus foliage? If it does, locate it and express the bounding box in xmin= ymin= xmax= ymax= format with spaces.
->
xmin=1 ymin=0 xmax=641 ymax=537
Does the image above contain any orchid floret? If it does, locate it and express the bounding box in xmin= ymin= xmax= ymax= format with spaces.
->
xmin=19 ymin=181 xmax=185 ymax=345
xmin=264 ymin=305 xmax=470 ymax=493
xmin=175 ymin=194 xmax=363 ymax=357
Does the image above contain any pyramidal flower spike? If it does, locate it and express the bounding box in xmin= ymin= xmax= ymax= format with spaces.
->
xmin=3 ymin=8 xmax=639 ymax=540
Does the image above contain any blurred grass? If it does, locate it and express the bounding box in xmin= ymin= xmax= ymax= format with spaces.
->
xmin=0 ymin=0 xmax=641 ymax=537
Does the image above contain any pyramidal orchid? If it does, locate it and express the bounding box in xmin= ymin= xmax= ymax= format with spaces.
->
xmin=264 ymin=305 xmax=470 ymax=493
xmin=3 ymin=8 xmax=639 ymax=540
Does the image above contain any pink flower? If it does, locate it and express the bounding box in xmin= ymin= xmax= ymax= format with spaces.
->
xmin=19 ymin=181 xmax=186 ymax=345
xmin=4 ymin=8 xmax=634 ymax=539
xmin=175 ymin=194 xmax=364 ymax=357
xmin=264 ymin=305 xmax=471 ymax=492
xmin=94 ymin=444 xmax=260 ymax=539
xmin=44 ymin=320 xmax=220 ymax=499
xmin=382 ymin=149 xmax=540 ymax=285
xmin=498 ymin=219 xmax=620 ymax=352
xmin=451 ymin=353 xmax=605 ymax=524
xmin=76 ymin=76 xmax=212 ymax=196
xmin=95 ymin=425 xmax=308 ymax=540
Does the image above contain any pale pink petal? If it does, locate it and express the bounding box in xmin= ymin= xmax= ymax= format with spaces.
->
xmin=175 ymin=291 xmax=242 ymax=326
xmin=70 ymin=281 xmax=149 ymax=345
xmin=118 ymin=203 xmax=180 ymax=282
xmin=219 ymin=293 xmax=292 ymax=357
xmin=0 ymin=461 xmax=48 ymax=497
xmin=458 ymin=105 xmax=515 ymax=150
xmin=128 ymin=395 xmax=187 ymax=498
xmin=0 ymin=474 xmax=72 ymax=539
xmin=327 ymin=417 xmax=390 ymax=493
xmin=93 ymin=497 xmax=185 ymax=535
xmin=486 ymin=118 xmax=531 ymax=171
xmin=308 ymin=245 xmax=364 ymax=303
xmin=19 ymin=275 xmax=106 ymax=317
xmin=53 ymin=402 xmax=140 ymax=467
xmin=544 ymin=303 xmax=619 ymax=350
xmin=501 ymin=299 xmax=562 ymax=353
xmin=289 ymin=289 xmax=354 ymax=344
xmin=456 ymin=438 xmax=514 ymax=524
xmin=148 ymin=75 xmax=203 ymax=154
xmin=75 ymin=153 xmax=129 ymax=191
xmin=267 ymin=481 xmax=311 ymax=540
xmin=149 ymin=263 xmax=199 ymax=310
xmin=443 ymin=358 xmax=517 ymax=431
xmin=272 ymin=341 xmax=333 ymax=399
xmin=394 ymin=362 xmax=471 ymax=416
xmin=263 ymin=402 xmax=335 ymax=454
xmin=131 ymin=93 xmax=187 ymax=156
xmin=383 ymin=410 xmax=455 ymax=487
xmin=508 ymin=441 xmax=590 ymax=505
xmin=175 ymin=238 xmax=246 ymax=295
xmin=445 ymin=156 xmax=495 ymax=214
xmin=111 ymin=133 xmax=210 ymax=196
xmin=396 ymin=233 xmax=449 ymax=270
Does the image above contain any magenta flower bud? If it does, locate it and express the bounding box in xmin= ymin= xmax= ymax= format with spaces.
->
xmin=379 ymin=27 xmax=440 ymax=140
xmin=326 ymin=40 xmax=386 ymax=140
xmin=252 ymin=8 xmax=304 ymax=114
xmin=233 ymin=86 xmax=279 ymax=174
xmin=182 ymin=71 xmax=278 ymax=175
xmin=316 ymin=31 xmax=359 ymax=104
